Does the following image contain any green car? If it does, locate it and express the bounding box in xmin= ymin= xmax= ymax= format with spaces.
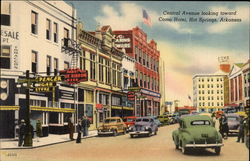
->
xmin=172 ymin=115 xmax=223 ymax=155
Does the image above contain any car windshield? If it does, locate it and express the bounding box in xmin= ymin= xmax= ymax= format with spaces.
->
xmin=136 ymin=118 xmax=150 ymax=122
xmin=191 ymin=120 xmax=210 ymax=125
xmin=126 ymin=118 xmax=135 ymax=122
xmin=227 ymin=117 xmax=238 ymax=121
xmin=104 ymin=119 xmax=117 ymax=123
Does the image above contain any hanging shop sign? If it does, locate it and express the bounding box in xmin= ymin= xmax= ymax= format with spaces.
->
xmin=115 ymin=35 xmax=131 ymax=49
xmin=127 ymin=91 xmax=135 ymax=101
xmin=60 ymin=68 xmax=88 ymax=84
xmin=35 ymin=76 xmax=62 ymax=82
xmin=31 ymin=82 xmax=56 ymax=93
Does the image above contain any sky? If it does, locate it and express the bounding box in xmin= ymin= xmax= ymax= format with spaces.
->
xmin=69 ymin=1 xmax=249 ymax=106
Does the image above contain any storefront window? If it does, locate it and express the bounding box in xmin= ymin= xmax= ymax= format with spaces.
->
xmin=0 ymin=45 xmax=11 ymax=69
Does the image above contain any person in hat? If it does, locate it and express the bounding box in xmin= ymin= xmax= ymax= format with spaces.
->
xmin=76 ymin=119 xmax=82 ymax=143
xmin=237 ymin=116 xmax=247 ymax=143
xmin=219 ymin=114 xmax=229 ymax=139
xmin=36 ymin=120 xmax=42 ymax=142
xmin=81 ymin=116 xmax=90 ymax=137
xmin=68 ymin=117 xmax=74 ymax=140
xmin=18 ymin=119 xmax=26 ymax=146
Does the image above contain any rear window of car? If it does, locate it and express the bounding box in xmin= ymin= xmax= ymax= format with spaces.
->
xmin=136 ymin=118 xmax=150 ymax=122
xmin=126 ymin=118 xmax=135 ymax=122
xmin=105 ymin=119 xmax=117 ymax=123
xmin=191 ymin=120 xmax=210 ymax=125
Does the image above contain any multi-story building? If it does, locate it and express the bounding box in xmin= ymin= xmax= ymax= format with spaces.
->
xmin=193 ymin=72 xmax=229 ymax=113
xmin=242 ymin=60 xmax=250 ymax=107
xmin=229 ymin=63 xmax=245 ymax=109
xmin=0 ymin=1 xmax=77 ymax=138
xmin=113 ymin=27 xmax=161 ymax=117
xmin=77 ymin=24 xmax=129 ymax=129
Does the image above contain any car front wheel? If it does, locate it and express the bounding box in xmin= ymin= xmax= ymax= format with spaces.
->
xmin=113 ymin=130 xmax=117 ymax=137
xmin=215 ymin=147 xmax=221 ymax=155
xmin=130 ymin=134 xmax=134 ymax=138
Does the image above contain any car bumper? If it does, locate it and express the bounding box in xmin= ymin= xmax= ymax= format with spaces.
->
xmin=98 ymin=131 xmax=114 ymax=135
xmin=185 ymin=143 xmax=223 ymax=148
xmin=129 ymin=131 xmax=150 ymax=135
xmin=229 ymin=129 xmax=239 ymax=133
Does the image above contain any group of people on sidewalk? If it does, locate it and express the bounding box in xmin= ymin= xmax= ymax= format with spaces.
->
xmin=17 ymin=119 xmax=42 ymax=147
xmin=218 ymin=114 xmax=247 ymax=143
xmin=67 ymin=116 xmax=90 ymax=144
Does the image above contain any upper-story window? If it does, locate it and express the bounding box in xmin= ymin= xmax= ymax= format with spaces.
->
xmin=53 ymin=22 xmax=58 ymax=43
xmin=31 ymin=50 xmax=38 ymax=73
xmin=0 ymin=46 xmax=11 ymax=69
xmin=1 ymin=2 xmax=10 ymax=26
xmin=46 ymin=55 xmax=51 ymax=75
xmin=53 ymin=58 xmax=58 ymax=75
xmin=90 ymin=53 xmax=96 ymax=80
xmin=46 ymin=19 xmax=51 ymax=40
xmin=63 ymin=28 xmax=69 ymax=46
xmin=31 ymin=11 xmax=38 ymax=34
xmin=64 ymin=61 xmax=69 ymax=70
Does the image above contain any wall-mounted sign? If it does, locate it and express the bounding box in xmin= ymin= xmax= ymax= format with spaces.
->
xmin=1 ymin=29 xmax=19 ymax=43
xmin=141 ymin=89 xmax=161 ymax=98
xmin=96 ymin=104 xmax=103 ymax=110
xmin=35 ymin=76 xmax=62 ymax=82
xmin=127 ymin=91 xmax=135 ymax=101
xmin=115 ymin=35 xmax=131 ymax=49
xmin=60 ymin=68 xmax=88 ymax=84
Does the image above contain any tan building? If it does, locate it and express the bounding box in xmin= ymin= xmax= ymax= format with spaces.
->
xmin=193 ymin=71 xmax=229 ymax=113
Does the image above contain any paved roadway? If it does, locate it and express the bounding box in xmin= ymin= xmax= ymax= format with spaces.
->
xmin=1 ymin=124 xmax=249 ymax=161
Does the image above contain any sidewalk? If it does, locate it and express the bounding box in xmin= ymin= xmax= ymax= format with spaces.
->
xmin=0 ymin=130 xmax=98 ymax=150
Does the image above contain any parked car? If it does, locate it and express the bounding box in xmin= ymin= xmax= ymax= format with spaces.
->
xmin=97 ymin=117 xmax=126 ymax=136
xmin=226 ymin=113 xmax=241 ymax=134
xmin=173 ymin=112 xmax=180 ymax=123
xmin=152 ymin=116 xmax=162 ymax=127
xmin=166 ymin=114 xmax=176 ymax=124
xmin=123 ymin=116 xmax=137 ymax=131
xmin=129 ymin=117 xmax=158 ymax=138
xmin=157 ymin=115 xmax=170 ymax=125
xmin=172 ymin=115 xmax=223 ymax=155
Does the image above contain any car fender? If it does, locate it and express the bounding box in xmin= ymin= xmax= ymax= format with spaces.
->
xmin=179 ymin=132 xmax=193 ymax=147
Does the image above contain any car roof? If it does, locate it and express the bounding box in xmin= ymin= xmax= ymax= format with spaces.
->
xmin=136 ymin=117 xmax=153 ymax=119
xmin=180 ymin=115 xmax=212 ymax=122
xmin=105 ymin=117 xmax=121 ymax=119
xmin=225 ymin=113 xmax=240 ymax=117
xmin=123 ymin=116 xmax=137 ymax=119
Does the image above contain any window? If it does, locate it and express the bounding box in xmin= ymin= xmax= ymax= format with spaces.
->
xmin=112 ymin=63 xmax=117 ymax=86
xmin=0 ymin=46 xmax=11 ymax=69
xmin=53 ymin=22 xmax=58 ymax=43
xmin=117 ymin=65 xmax=121 ymax=87
xmin=105 ymin=59 xmax=111 ymax=84
xmin=208 ymin=84 xmax=210 ymax=88
xmin=1 ymin=2 xmax=10 ymax=26
xmin=143 ymin=53 xmax=146 ymax=65
xmin=138 ymin=49 xmax=142 ymax=63
xmin=135 ymin=46 xmax=138 ymax=61
xmin=63 ymin=28 xmax=69 ymax=46
xmin=79 ymin=51 xmax=86 ymax=70
xmin=99 ymin=56 xmax=104 ymax=82
xmin=31 ymin=50 xmax=38 ymax=73
xmin=31 ymin=11 xmax=38 ymax=34
xmin=211 ymin=84 xmax=213 ymax=88
xmin=53 ymin=58 xmax=58 ymax=74
xmin=90 ymin=53 xmax=96 ymax=80
xmin=64 ymin=61 xmax=69 ymax=70
xmin=46 ymin=56 xmax=51 ymax=75
xmin=46 ymin=19 xmax=51 ymax=40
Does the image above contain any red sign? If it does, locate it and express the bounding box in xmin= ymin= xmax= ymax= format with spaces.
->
xmin=128 ymin=91 xmax=135 ymax=101
xmin=96 ymin=104 xmax=103 ymax=110
xmin=60 ymin=68 xmax=88 ymax=84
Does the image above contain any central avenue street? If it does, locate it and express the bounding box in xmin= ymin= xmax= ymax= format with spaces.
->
xmin=1 ymin=124 xmax=249 ymax=161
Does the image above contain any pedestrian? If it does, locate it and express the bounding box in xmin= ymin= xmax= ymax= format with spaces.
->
xmin=18 ymin=119 xmax=26 ymax=147
xmin=82 ymin=116 xmax=90 ymax=137
xmin=76 ymin=119 xmax=82 ymax=143
xmin=68 ymin=117 xmax=74 ymax=140
xmin=219 ymin=114 xmax=229 ymax=139
xmin=36 ymin=120 xmax=42 ymax=142
xmin=237 ymin=116 xmax=247 ymax=143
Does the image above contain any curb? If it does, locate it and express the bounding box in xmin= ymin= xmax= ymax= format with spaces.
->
xmin=0 ymin=134 xmax=98 ymax=150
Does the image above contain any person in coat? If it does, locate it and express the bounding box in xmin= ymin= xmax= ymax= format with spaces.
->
xmin=237 ymin=116 xmax=247 ymax=143
xmin=18 ymin=119 xmax=26 ymax=147
xmin=36 ymin=120 xmax=42 ymax=142
xmin=219 ymin=114 xmax=229 ymax=139
xmin=76 ymin=120 xmax=82 ymax=143
xmin=68 ymin=117 xmax=74 ymax=140
xmin=82 ymin=116 xmax=90 ymax=137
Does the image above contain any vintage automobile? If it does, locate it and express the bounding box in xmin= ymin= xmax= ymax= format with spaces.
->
xmin=172 ymin=115 xmax=223 ymax=155
xmin=123 ymin=116 xmax=137 ymax=131
xmin=226 ymin=113 xmax=241 ymax=134
xmin=129 ymin=117 xmax=158 ymax=138
xmin=157 ymin=115 xmax=170 ymax=125
xmin=97 ymin=117 xmax=126 ymax=136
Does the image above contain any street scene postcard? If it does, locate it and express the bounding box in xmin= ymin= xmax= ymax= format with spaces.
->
xmin=0 ymin=0 xmax=249 ymax=161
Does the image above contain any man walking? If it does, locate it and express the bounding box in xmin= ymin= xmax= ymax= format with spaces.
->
xmin=68 ymin=117 xmax=74 ymax=140
xmin=219 ymin=114 xmax=229 ymax=139
xmin=18 ymin=119 xmax=26 ymax=147
xmin=82 ymin=116 xmax=90 ymax=137
xmin=76 ymin=119 xmax=82 ymax=143
xmin=237 ymin=116 xmax=247 ymax=143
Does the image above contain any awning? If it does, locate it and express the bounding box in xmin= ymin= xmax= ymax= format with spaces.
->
xmin=111 ymin=106 xmax=122 ymax=110
xmin=123 ymin=106 xmax=134 ymax=111
xmin=31 ymin=106 xmax=75 ymax=113
xmin=0 ymin=106 xmax=20 ymax=111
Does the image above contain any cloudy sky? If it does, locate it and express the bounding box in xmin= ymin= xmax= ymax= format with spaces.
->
xmin=70 ymin=1 xmax=249 ymax=106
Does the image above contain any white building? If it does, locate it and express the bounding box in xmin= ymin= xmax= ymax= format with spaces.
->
xmin=242 ymin=60 xmax=250 ymax=106
xmin=193 ymin=72 xmax=229 ymax=113
xmin=0 ymin=0 xmax=77 ymax=138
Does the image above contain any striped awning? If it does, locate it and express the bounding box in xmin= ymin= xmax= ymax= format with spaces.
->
xmin=31 ymin=106 xmax=75 ymax=113
xmin=0 ymin=106 xmax=20 ymax=111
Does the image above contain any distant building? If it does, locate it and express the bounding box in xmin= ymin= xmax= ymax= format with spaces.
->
xmin=113 ymin=27 xmax=161 ymax=116
xmin=242 ymin=60 xmax=250 ymax=107
xmin=193 ymin=71 xmax=229 ymax=113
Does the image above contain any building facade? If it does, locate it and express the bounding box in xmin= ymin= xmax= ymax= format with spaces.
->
xmin=229 ymin=63 xmax=245 ymax=109
xmin=113 ymin=27 xmax=161 ymax=117
xmin=0 ymin=1 xmax=77 ymax=138
xmin=193 ymin=73 xmax=229 ymax=113
xmin=242 ymin=60 xmax=250 ymax=107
